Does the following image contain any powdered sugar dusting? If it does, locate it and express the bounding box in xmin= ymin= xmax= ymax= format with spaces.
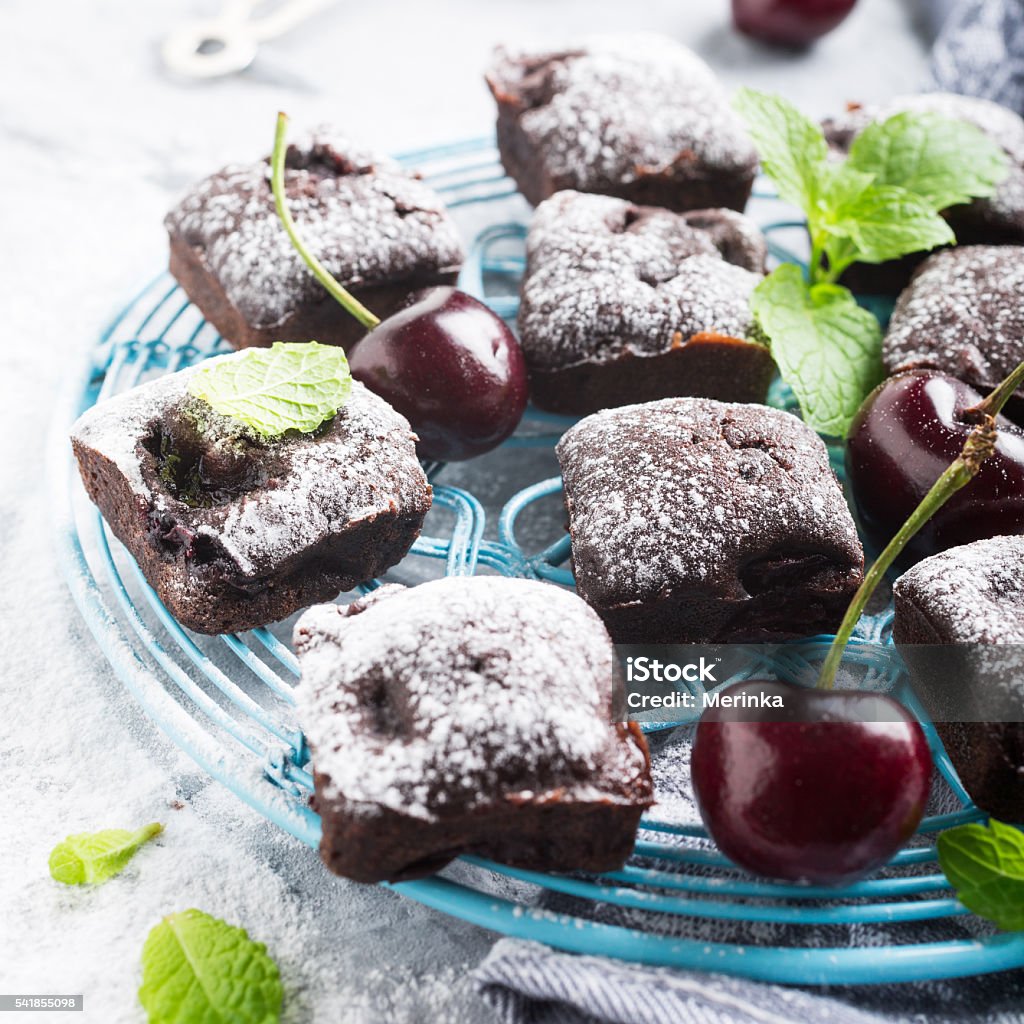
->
xmin=165 ymin=127 xmax=464 ymax=329
xmin=487 ymin=34 xmax=757 ymax=192
xmin=556 ymin=398 xmax=862 ymax=603
xmin=884 ymin=246 xmax=1024 ymax=390
xmin=519 ymin=191 xmax=765 ymax=369
xmin=70 ymin=359 xmax=429 ymax=581
xmin=895 ymin=535 xmax=1024 ymax=643
xmin=825 ymin=92 xmax=1024 ymax=224
xmin=294 ymin=577 xmax=649 ymax=821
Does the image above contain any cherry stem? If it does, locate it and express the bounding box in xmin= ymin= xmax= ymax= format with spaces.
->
xmin=966 ymin=357 xmax=1024 ymax=421
xmin=815 ymin=356 xmax=1024 ymax=691
xmin=271 ymin=112 xmax=381 ymax=331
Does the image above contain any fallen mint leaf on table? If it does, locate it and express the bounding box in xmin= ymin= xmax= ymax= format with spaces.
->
xmin=139 ymin=908 xmax=283 ymax=1024
xmin=847 ymin=111 xmax=1010 ymax=213
xmin=938 ymin=819 xmax=1024 ymax=932
xmin=750 ymin=264 xmax=883 ymax=438
xmin=49 ymin=822 xmax=163 ymax=885
xmin=188 ymin=341 xmax=352 ymax=438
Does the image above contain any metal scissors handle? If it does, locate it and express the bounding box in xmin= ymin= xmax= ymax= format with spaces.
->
xmin=162 ymin=0 xmax=335 ymax=79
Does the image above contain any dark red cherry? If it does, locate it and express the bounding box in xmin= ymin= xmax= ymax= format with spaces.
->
xmin=731 ymin=0 xmax=858 ymax=46
xmin=846 ymin=370 xmax=1024 ymax=568
xmin=347 ymin=287 xmax=528 ymax=462
xmin=692 ymin=680 xmax=931 ymax=885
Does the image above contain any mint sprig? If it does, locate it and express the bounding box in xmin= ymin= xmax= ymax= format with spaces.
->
xmin=139 ymin=909 xmax=283 ymax=1024
xmin=188 ymin=341 xmax=352 ymax=437
xmin=49 ymin=822 xmax=163 ymax=885
xmin=938 ymin=819 xmax=1024 ymax=931
xmin=734 ymin=88 xmax=1009 ymax=437
xmin=751 ymin=265 xmax=883 ymax=438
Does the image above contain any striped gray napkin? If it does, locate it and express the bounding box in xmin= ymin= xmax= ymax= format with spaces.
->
xmin=475 ymin=941 xmax=884 ymax=1024
xmin=930 ymin=0 xmax=1024 ymax=113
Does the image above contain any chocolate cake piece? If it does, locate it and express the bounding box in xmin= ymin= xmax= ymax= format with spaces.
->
xmin=884 ymin=246 xmax=1024 ymax=424
xmin=519 ymin=191 xmax=773 ymax=415
xmin=165 ymin=128 xmax=464 ymax=350
xmin=894 ymin=535 xmax=1024 ymax=821
xmin=823 ymin=93 xmax=1024 ymax=294
xmin=294 ymin=577 xmax=653 ymax=882
xmin=70 ymin=358 xmax=431 ymax=635
xmin=556 ymin=399 xmax=864 ymax=643
xmin=485 ymin=35 xmax=758 ymax=213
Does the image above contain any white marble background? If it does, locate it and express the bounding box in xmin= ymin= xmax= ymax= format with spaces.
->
xmin=0 ymin=1 xmax=931 ymax=1020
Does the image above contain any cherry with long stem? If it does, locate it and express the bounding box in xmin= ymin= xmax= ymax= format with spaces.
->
xmin=269 ymin=113 xmax=529 ymax=462
xmin=689 ymin=357 xmax=1024 ymax=885
xmin=818 ymin=355 xmax=1024 ymax=690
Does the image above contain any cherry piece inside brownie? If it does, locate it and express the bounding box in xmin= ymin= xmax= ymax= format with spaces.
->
xmin=70 ymin=357 xmax=431 ymax=635
xmin=894 ymin=535 xmax=1024 ymax=822
xmin=883 ymin=246 xmax=1024 ymax=425
xmin=823 ymin=93 xmax=1024 ymax=294
xmin=556 ymin=398 xmax=864 ymax=643
xmin=294 ymin=577 xmax=653 ymax=883
xmin=165 ymin=128 xmax=464 ymax=350
xmin=518 ymin=190 xmax=774 ymax=415
xmin=485 ymin=34 xmax=758 ymax=213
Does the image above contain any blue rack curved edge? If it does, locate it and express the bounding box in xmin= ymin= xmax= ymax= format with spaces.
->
xmin=47 ymin=137 xmax=1024 ymax=985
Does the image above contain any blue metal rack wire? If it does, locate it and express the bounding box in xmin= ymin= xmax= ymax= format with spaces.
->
xmin=49 ymin=138 xmax=1024 ymax=985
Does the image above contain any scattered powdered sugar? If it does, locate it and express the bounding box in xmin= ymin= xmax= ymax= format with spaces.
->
xmin=294 ymin=577 xmax=648 ymax=821
xmin=894 ymin=535 xmax=1024 ymax=643
xmin=488 ymin=34 xmax=756 ymax=192
xmin=884 ymin=246 xmax=1024 ymax=390
xmin=824 ymin=92 xmax=1024 ymax=224
xmin=556 ymin=398 xmax=862 ymax=603
xmin=165 ymin=127 xmax=464 ymax=329
xmin=70 ymin=361 xmax=428 ymax=580
xmin=643 ymin=727 xmax=702 ymax=827
xmin=519 ymin=191 xmax=765 ymax=368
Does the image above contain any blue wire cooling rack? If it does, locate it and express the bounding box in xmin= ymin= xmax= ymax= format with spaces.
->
xmin=50 ymin=138 xmax=1024 ymax=985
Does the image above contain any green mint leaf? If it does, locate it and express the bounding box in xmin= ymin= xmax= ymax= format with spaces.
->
xmin=751 ymin=264 xmax=883 ymax=437
xmin=139 ymin=908 xmax=283 ymax=1024
xmin=819 ymin=163 xmax=875 ymax=212
xmin=847 ymin=111 xmax=1010 ymax=212
xmin=824 ymin=183 xmax=954 ymax=265
xmin=187 ymin=341 xmax=352 ymax=437
xmin=938 ymin=819 xmax=1024 ymax=931
xmin=733 ymin=87 xmax=828 ymax=212
xmin=49 ymin=822 xmax=163 ymax=885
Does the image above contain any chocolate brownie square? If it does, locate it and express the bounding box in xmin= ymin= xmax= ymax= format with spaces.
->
xmin=294 ymin=577 xmax=653 ymax=883
xmin=894 ymin=535 xmax=1024 ymax=821
xmin=485 ymin=35 xmax=758 ymax=213
xmin=556 ymin=399 xmax=864 ymax=643
xmin=518 ymin=191 xmax=773 ymax=415
xmin=71 ymin=359 xmax=431 ymax=635
xmin=823 ymin=93 xmax=1024 ymax=294
xmin=884 ymin=246 xmax=1024 ymax=424
xmin=165 ymin=128 xmax=464 ymax=350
